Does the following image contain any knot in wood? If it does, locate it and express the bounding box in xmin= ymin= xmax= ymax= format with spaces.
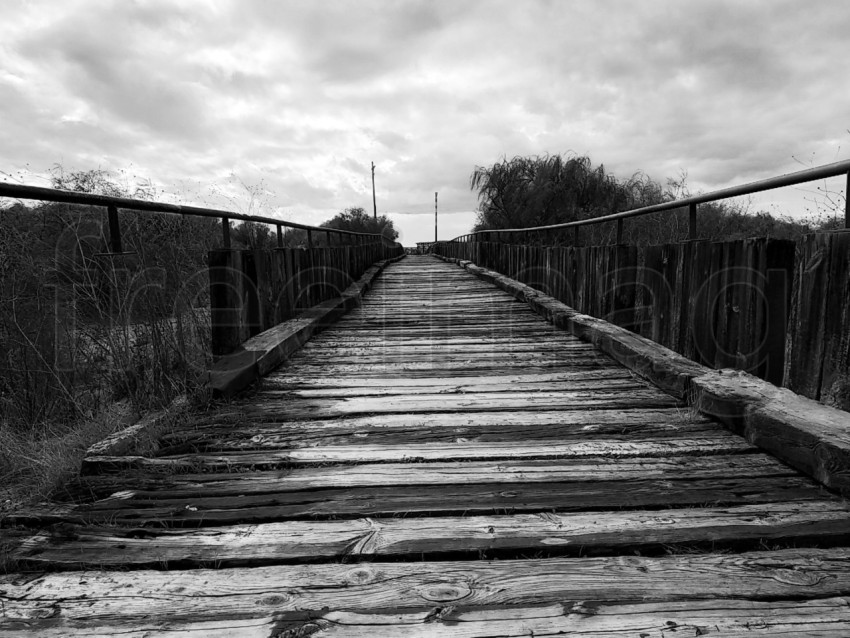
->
xmin=343 ymin=566 xmax=376 ymax=585
xmin=417 ymin=580 xmax=472 ymax=603
xmin=257 ymin=593 xmax=291 ymax=607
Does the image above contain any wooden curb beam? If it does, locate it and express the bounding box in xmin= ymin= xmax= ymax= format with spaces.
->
xmin=433 ymin=254 xmax=850 ymax=496
xmin=82 ymin=395 xmax=190 ymax=468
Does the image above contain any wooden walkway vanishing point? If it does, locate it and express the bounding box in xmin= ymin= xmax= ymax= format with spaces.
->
xmin=5 ymin=255 xmax=850 ymax=636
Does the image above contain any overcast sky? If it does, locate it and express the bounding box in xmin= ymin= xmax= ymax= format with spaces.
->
xmin=2 ymin=0 xmax=849 ymax=245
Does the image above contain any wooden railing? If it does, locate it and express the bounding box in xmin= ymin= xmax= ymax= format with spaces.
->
xmin=436 ymin=161 xmax=850 ymax=411
xmin=0 ymin=182 xmax=404 ymax=357
xmin=451 ymin=160 xmax=850 ymax=245
xmin=0 ymin=182 xmax=398 ymax=253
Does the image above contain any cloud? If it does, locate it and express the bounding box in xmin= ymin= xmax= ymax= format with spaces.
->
xmin=2 ymin=0 xmax=849 ymax=243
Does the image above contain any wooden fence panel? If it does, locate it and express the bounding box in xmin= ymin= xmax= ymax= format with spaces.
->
xmin=786 ymin=232 xmax=850 ymax=409
xmin=210 ymin=242 xmax=402 ymax=355
xmin=209 ymin=250 xmax=254 ymax=356
xmin=438 ymin=235 xmax=827 ymax=403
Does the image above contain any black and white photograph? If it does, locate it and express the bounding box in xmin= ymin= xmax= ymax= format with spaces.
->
xmin=2 ymin=1 xmax=850 ymax=635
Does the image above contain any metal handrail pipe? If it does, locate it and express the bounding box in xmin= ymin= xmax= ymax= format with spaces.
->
xmin=0 ymin=181 xmax=387 ymax=240
xmin=457 ymin=159 xmax=850 ymax=239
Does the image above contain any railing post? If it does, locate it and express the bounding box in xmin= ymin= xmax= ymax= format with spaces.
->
xmin=573 ymin=225 xmax=579 ymax=246
xmin=689 ymin=203 xmax=698 ymax=239
xmin=616 ymin=219 xmax=624 ymax=245
xmin=306 ymin=229 xmax=313 ymax=249
xmin=222 ymin=217 xmax=231 ymax=248
xmin=276 ymin=224 xmax=284 ymax=248
xmin=106 ymin=204 xmax=123 ymax=254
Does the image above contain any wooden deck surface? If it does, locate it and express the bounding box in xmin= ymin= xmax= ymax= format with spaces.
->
xmin=4 ymin=255 xmax=850 ymax=636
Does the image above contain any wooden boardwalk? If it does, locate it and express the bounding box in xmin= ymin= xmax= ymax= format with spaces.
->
xmin=4 ymin=255 xmax=850 ymax=636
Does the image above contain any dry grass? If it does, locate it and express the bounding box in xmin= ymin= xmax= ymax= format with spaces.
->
xmin=0 ymin=402 xmax=145 ymax=573
xmin=0 ymin=400 xmax=135 ymax=512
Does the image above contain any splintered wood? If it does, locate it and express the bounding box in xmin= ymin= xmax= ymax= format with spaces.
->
xmin=3 ymin=255 xmax=850 ymax=636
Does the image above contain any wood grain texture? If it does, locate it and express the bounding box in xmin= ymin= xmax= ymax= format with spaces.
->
xmin=84 ymin=434 xmax=757 ymax=473
xmin=15 ymin=501 xmax=850 ymax=569
xmin=6 ymin=254 xmax=850 ymax=636
xmin=7 ymin=598 xmax=850 ymax=637
xmin=5 ymin=549 xmax=850 ymax=631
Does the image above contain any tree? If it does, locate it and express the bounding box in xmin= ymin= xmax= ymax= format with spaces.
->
xmin=469 ymin=154 xmax=819 ymax=246
xmin=321 ymin=206 xmax=398 ymax=241
xmin=233 ymin=220 xmax=275 ymax=249
xmin=470 ymin=154 xmax=623 ymax=231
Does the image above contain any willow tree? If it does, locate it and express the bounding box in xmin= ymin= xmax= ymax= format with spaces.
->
xmin=470 ymin=154 xmax=622 ymax=231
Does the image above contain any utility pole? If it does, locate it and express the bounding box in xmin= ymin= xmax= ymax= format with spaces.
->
xmin=371 ymin=161 xmax=377 ymax=219
xmin=434 ymin=191 xmax=438 ymax=243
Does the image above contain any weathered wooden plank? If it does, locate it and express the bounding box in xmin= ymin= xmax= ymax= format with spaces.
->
xmin=74 ymin=454 xmax=793 ymax=499
xmin=306 ymin=334 xmax=586 ymax=347
xmin=186 ymin=405 xmax=712 ymax=431
xmin=309 ymin=325 xmax=570 ymax=337
xmin=260 ymin=599 xmax=850 ymax=638
xmin=346 ymin=297 xmax=524 ymax=308
xmin=286 ymin=349 xmax=603 ymax=364
xmin=239 ymin=388 xmax=681 ymax=418
xmin=263 ymin=368 xmax=633 ymax=389
xmin=9 ymin=253 xmax=849 ymax=638
xmin=15 ymin=501 xmax=850 ymax=569
xmin=299 ymin=342 xmax=597 ymax=357
xmin=692 ymin=368 xmax=850 ymax=495
xmin=85 ymin=435 xmax=757 ymax=473
xmin=4 ymin=549 xmax=850 ymax=630
xmin=15 ymin=476 xmax=823 ymax=528
xmin=328 ymin=318 xmax=557 ymax=329
xmin=267 ymin=360 xmax=623 ymax=377
xmin=10 ymin=601 xmax=850 ymax=638
xmin=341 ymin=310 xmax=538 ymax=322
xmin=165 ymin=409 xmax=721 ymax=450
xmin=257 ymin=377 xmax=646 ymax=399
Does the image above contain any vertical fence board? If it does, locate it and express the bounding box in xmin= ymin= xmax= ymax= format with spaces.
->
xmin=762 ymin=239 xmax=795 ymax=384
xmin=433 ymin=233 xmax=844 ymax=410
xmin=209 ymin=242 xmax=402 ymax=356
xmin=612 ymin=244 xmax=638 ymax=330
xmin=784 ymin=233 xmax=831 ymax=398
xmin=819 ymin=232 xmax=850 ymax=410
xmin=209 ymin=250 xmax=252 ymax=355
xmin=683 ymin=241 xmax=712 ymax=362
